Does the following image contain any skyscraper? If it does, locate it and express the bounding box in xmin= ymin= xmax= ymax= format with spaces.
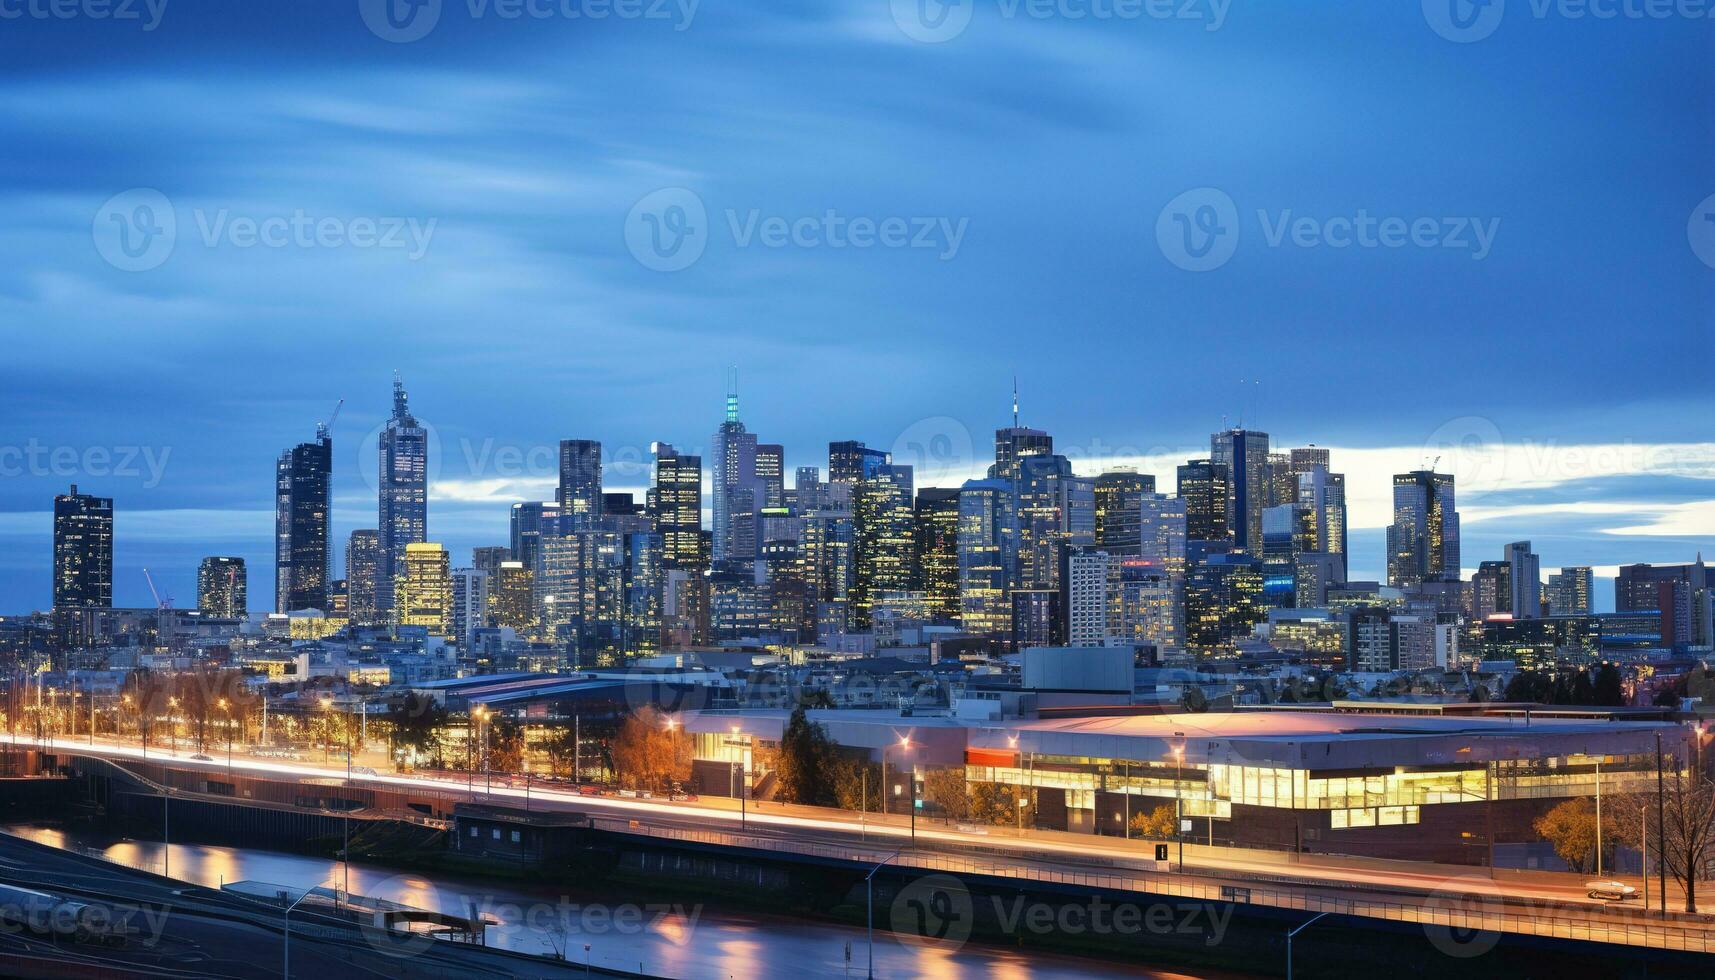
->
xmin=396 ymin=542 xmax=453 ymax=638
xmin=275 ymin=426 xmax=332 ymax=613
xmin=1176 ymin=459 xmax=1229 ymax=546
xmin=53 ymin=484 xmax=112 ymax=615
xmin=1093 ymin=469 xmax=1156 ymax=555
xmin=1386 ymin=470 xmax=1460 ymax=588
xmin=652 ymin=444 xmax=704 ymax=570
xmin=378 ymin=375 xmax=428 ymax=618
xmin=196 ymin=556 xmax=247 ymax=618
xmin=451 ymin=566 xmax=490 ymax=648
xmin=490 ymin=561 xmax=535 ymax=632
xmin=913 ymin=488 xmax=962 ymax=623
xmin=1504 ymin=541 xmax=1542 ymax=618
xmin=851 ymin=459 xmax=914 ymax=629
xmin=711 ymin=377 xmax=762 ymax=565
xmin=557 ymin=439 xmax=603 ymax=529
xmin=472 ymin=546 xmax=511 ymax=577
xmin=756 ymin=443 xmax=785 ymax=509
xmin=345 ymin=529 xmax=381 ymax=625
xmin=509 ymin=501 xmax=562 ymax=574
xmin=957 ymin=479 xmax=1013 ymax=636
xmin=1210 ymin=429 xmax=1270 ymax=555
xmin=1546 ymin=566 xmax=1594 ymax=616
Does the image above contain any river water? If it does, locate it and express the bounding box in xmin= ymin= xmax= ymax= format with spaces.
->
xmin=3 ymin=822 xmax=1235 ymax=979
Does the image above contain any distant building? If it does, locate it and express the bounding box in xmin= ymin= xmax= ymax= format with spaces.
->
xmin=1545 ymin=566 xmax=1593 ymax=616
xmin=345 ymin=529 xmax=381 ymax=626
xmin=53 ymin=484 xmax=113 ymax=616
xmin=1210 ymin=429 xmax=1270 ymax=556
xmin=489 ymin=561 xmax=534 ymax=632
xmin=913 ymin=488 xmax=962 ymax=623
xmin=509 ymin=501 xmax=562 ymax=574
xmin=652 ymin=444 xmax=704 ymax=570
xmin=1093 ymin=469 xmax=1155 ymax=555
xmin=557 ymin=439 xmax=603 ymax=529
xmin=275 ymin=427 xmax=332 ymax=612
xmin=196 ymin=557 xmax=247 ymax=618
xmin=1176 ymin=459 xmax=1229 ymax=546
xmin=378 ymin=375 xmax=428 ymax=618
xmin=396 ymin=543 xmax=453 ymax=638
xmin=451 ymin=567 xmax=490 ymax=648
xmin=1386 ymin=470 xmax=1459 ymax=588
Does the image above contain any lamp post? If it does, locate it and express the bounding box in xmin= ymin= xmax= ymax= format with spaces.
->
xmin=1654 ymin=730 xmax=1666 ymax=918
xmin=219 ymin=698 xmax=232 ymax=773
xmin=864 ymin=850 xmax=902 ymax=980
xmin=282 ymin=888 xmax=313 ymax=980
xmin=1286 ymin=911 xmax=1332 ymax=980
xmin=1173 ymin=732 xmax=1186 ymax=869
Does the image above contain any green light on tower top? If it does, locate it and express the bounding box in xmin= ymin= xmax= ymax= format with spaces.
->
xmin=725 ymin=366 xmax=739 ymax=423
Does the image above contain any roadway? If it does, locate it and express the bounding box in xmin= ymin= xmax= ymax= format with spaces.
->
xmin=11 ymin=732 xmax=1714 ymax=954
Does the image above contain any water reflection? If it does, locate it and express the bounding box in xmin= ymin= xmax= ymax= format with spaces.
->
xmin=4 ymin=823 xmax=1225 ymax=979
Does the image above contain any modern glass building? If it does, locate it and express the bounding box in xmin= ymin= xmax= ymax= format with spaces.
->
xmin=378 ymin=375 xmax=428 ymax=618
xmin=195 ymin=556 xmax=247 ymax=618
xmin=556 ymin=439 xmax=603 ymax=530
xmin=52 ymin=484 xmax=113 ymax=615
xmin=275 ymin=428 xmax=332 ymax=613
xmin=1387 ymin=470 xmax=1461 ymax=588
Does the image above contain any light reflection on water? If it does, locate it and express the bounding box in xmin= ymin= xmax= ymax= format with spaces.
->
xmin=3 ymin=823 xmax=1226 ymax=979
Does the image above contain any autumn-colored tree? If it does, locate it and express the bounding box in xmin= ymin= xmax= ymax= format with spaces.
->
xmin=830 ymin=757 xmax=881 ymax=812
xmin=1607 ymin=767 xmax=1715 ymax=913
xmin=609 ymin=707 xmax=690 ymax=792
xmin=922 ymin=767 xmax=971 ymax=821
xmin=969 ymin=782 xmax=1027 ymax=826
xmin=1534 ymin=798 xmax=1600 ymax=874
xmin=1129 ymin=804 xmax=1178 ymax=841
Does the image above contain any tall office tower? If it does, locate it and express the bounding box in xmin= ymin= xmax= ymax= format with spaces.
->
xmin=989 ymin=428 xmax=1052 ymax=481
xmin=756 ymin=444 xmax=785 ymax=509
xmin=557 ymin=439 xmax=603 ymax=529
xmin=275 ymin=426 xmax=332 ymax=613
xmin=196 ymin=557 xmax=247 ymax=618
xmin=828 ymin=440 xmax=889 ymax=485
xmin=1116 ymin=569 xmax=1183 ymax=655
xmin=602 ymin=492 xmax=641 ymax=518
xmin=1136 ymin=493 xmax=1189 ymax=577
xmin=957 ymin=479 xmax=1013 ymax=636
xmin=1546 ymin=566 xmax=1594 ymax=616
xmin=1176 ymin=459 xmax=1230 ymax=545
xmin=450 ymin=567 xmax=490 ymax=648
xmin=801 ymin=505 xmax=856 ymax=628
xmin=345 ymin=529 xmax=381 ymax=625
xmin=489 ymin=561 xmax=534 ymax=631
xmin=851 ymin=461 xmax=915 ymax=629
xmin=472 ymin=546 xmax=510 ymax=578
xmin=509 ymin=501 xmax=562 ymax=574
xmin=1472 ymin=560 xmax=1512 ymax=620
xmin=790 ymin=466 xmax=820 ymax=511
xmin=913 ymin=488 xmax=962 ymax=622
xmin=1615 ymin=558 xmax=1714 ymax=615
xmin=1288 ymin=446 xmax=1331 ymax=473
xmin=1064 ymin=549 xmax=1115 ymax=646
xmin=1261 ymin=503 xmax=1316 ymax=562
xmin=1184 ymin=553 xmax=1264 ymax=654
xmin=1210 ymin=429 xmax=1270 ymax=555
xmin=1093 ymin=469 xmax=1156 ymax=555
xmin=711 ymin=378 xmax=762 ymax=565
xmin=1503 ymin=541 xmax=1542 ymax=618
xmin=52 ymin=483 xmax=112 ymax=652
xmin=534 ymin=530 xmax=628 ymax=663
xmin=651 ymin=444 xmax=704 ymax=569
xmin=396 ymin=542 xmax=453 ymax=638
xmin=622 ymin=531 xmax=665 ymax=659
xmin=1386 ymin=470 xmax=1460 ymax=588
xmin=1295 ymin=464 xmax=1348 ymax=578
xmin=1013 ymin=453 xmax=1094 ymax=592
xmin=377 ymin=375 xmax=428 ymax=618
xmin=52 ymin=485 xmax=113 ymax=618
xmin=1266 ymin=452 xmax=1296 ymax=508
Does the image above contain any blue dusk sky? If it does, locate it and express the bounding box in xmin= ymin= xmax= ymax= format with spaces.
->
xmin=0 ymin=1 xmax=1710 ymax=611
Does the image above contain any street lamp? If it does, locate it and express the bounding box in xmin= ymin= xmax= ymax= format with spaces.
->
xmin=864 ymin=850 xmax=902 ymax=980
xmin=218 ymin=698 xmax=232 ymax=772
xmin=282 ymin=888 xmax=314 ymax=980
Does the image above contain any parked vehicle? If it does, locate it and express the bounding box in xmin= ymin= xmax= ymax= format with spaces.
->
xmin=189 ymin=754 xmax=214 ymax=762
xmin=1586 ymin=881 xmax=1638 ymax=901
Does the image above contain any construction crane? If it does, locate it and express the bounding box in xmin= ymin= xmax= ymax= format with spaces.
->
xmin=141 ymin=568 xmax=173 ymax=611
xmin=316 ymin=398 xmax=344 ymax=439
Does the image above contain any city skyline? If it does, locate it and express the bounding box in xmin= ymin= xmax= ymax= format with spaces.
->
xmin=4 ymin=372 xmax=1709 ymax=612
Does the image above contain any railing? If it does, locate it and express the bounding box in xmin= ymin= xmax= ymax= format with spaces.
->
xmin=590 ymin=816 xmax=1715 ymax=954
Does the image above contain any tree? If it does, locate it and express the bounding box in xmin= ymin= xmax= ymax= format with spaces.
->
xmin=487 ymin=715 xmax=526 ymax=773
xmin=1608 ymin=766 xmax=1715 ymax=913
xmin=969 ymin=782 xmax=1025 ymax=826
xmin=386 ymin=691 xmax=447 ymax=767
xmin=775 ymin=706 xmax=838 ymax=807
xmin=1128 ymin=804 xmax=1178 ymax=841
xmin=609 ymin=707 xmax=689 ymax=792
xmin=830 ymin=757 xmax=881 ymax=812
xmin=922 ymin=768 xmax=970 ymax=822
xmin=1534 ymin=798 xmax=1600 ymax=873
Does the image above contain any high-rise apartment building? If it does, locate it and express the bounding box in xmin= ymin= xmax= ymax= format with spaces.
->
xmin=451 ymin=566 xmax=490 ymax=647
xmin=1546 ymin=566 xmax=1594 ymax=616
xmin=53 ymin=485 xmax=113 ymax=616
xmin=1386 ymin=470 xmax=1460 ymax=588
xmin=396 ymin=542 xmax=453 ymax=638
xmin=557 ymin=439 xmax=603 ymax=529
xmin=345 ymin=529 xmax=381 ymax=625
xmin=196 ymin=556 xmax=247 ymax=618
